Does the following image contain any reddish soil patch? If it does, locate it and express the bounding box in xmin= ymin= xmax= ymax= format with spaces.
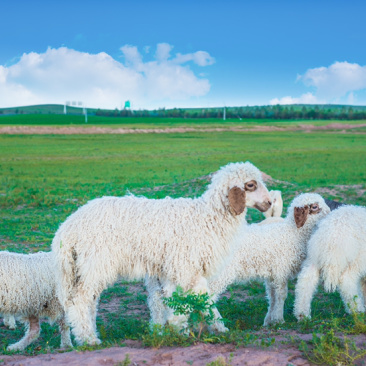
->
xmin=1 ymin=123 xmax=366 ymax=135
xmin=0 ymin=343 xmax=311 ymax=365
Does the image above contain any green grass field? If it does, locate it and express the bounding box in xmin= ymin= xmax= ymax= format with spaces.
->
xmin=1 ymin=119 xmax=366 ymax=363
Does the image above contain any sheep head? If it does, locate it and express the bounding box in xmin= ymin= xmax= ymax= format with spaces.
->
xmin=208 ymin=161 xmax=272 ymax=216
xmin=288 ymin=193 xmax=330 ymax=228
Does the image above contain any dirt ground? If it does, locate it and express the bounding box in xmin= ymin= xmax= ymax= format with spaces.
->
xmin=0 ymin=342 xmax=311 ymax=366
xmin=1 ymin=122 xmax=366 ymax=135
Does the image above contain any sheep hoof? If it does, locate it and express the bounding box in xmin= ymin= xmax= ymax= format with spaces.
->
xmin=296 ymin=314 xmax=311 ymax=322
xmin=263 ymin=317 xmax=284 ymax=327
xmin=89 ymin=338 xmax=101 ymax=346
xmin=7 ymin=344 xmax=22 ymax=352
xmin=208 ymin=321 xmax=229 ymax=333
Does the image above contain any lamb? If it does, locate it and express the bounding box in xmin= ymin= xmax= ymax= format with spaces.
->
xmin=144 ymin=189 xmax=284 ymax=328
xmin=208 ymin=193 xmax=330 ymax=327
xmin=51 ymin=161 xmax=272 ymax=345
xmin=263 ymin=190 xmax=283 ymax=219
xmin=0 ymin=251 xmax=72 ymax=351
xmin=294 ymin=205 xmax=366 ymax=320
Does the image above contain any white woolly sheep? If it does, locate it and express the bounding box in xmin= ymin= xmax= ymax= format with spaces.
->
xmin=144 ymin=189 xmax=284 ymax=328
xmin=0 ymin=251 xmax=72 ymax=351
xmin=207 ymin=193 xmax=330 ymax=327
xmin=294 ymin=205 xmax=366 ymax=320
xmin=263 ymin=190 xmax=283 ymax=219
xmin=51 ymin=161 xmax=272 ymax=345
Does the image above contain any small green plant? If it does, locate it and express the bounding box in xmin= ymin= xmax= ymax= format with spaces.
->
xmin=206 ymin=356 xmax=231 ymax=366
xmin=142 ymin=324 xmax=192 ymax=348
xmin=115 ymin=353 xmax=131 ymax=366
xmin=299 ymin=327 xmax=366 ymax=365
xmin=348 ymin=305 xmax=366 ymax=335
xmin=163 ymin=286 xmax=217 ymax=339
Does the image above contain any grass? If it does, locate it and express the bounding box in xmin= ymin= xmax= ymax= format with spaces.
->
xmin=0 ymin=123 xmax=366 ymax=362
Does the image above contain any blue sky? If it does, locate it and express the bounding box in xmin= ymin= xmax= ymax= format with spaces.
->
xmin=1 ymin=0 xmax=366 ymax=109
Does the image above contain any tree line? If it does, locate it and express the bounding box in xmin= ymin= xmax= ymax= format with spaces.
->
xmin=95 ymin=104 xmax=366 ymax=120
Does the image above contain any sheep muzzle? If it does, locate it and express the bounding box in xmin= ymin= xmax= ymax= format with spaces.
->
xmin=254 ymin=200 xmax=272 ymax=212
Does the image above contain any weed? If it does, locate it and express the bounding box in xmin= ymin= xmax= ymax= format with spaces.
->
xmin=349 ymin=310 xmax=366 ymax=335
xmin=206 ymin=356 xmax=231 ymax=366
xmin=142 ymin=324 xmax=192 ymax=348
xmin=115 ymin=353 xmax=131 ymax=366
xmin=163 ymin=286 xmax=216 ymax=339
xmin=299 ymin=327 xmax=366 ymax=365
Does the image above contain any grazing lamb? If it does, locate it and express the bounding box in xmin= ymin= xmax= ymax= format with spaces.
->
xmin=294 ymin=205 xmax=366 ymax=320
xmin=144 ymin=189 xmax=284 ymax=327
xmin=207 ymin=193 xmax=330 ymax=327
xmin=52 ymin=161 xmax=272 ymax=345
xmin=0 ymin=251 xmax=72 ymax=351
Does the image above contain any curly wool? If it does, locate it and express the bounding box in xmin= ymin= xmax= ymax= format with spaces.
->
xmin=145 ymin=189 xmax=284 ymax=328
xmin=294 ymin=205 xmax=366 ymax=319
xmin=0 ymin=251 xmax=71 ymax=350
xmin=209 ymin=193 xmax=330 ymax=326
xmin=52 ymin=161 xmax=270 ymax=345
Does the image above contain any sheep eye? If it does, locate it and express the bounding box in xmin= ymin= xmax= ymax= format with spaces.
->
xmin=310 ymin=204 xmax=319 ymax=212
xmin=245 ymin=180 xmax=257 ymax=191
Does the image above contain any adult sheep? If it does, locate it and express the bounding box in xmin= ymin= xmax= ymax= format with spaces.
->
xmin=294 ymin=205 xmax=366 ymax=320
xmin=52 ymin=162 xmax=271 ymax=345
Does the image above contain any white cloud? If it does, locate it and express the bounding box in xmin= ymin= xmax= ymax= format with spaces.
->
xmin=155 ymin=43 xmax=173 ymax=62
xmin=300 ymin=61 xmax=366 ymax=99
xmin=0 ymin=43 xmax=215 ymax=109
xmin=270 ymin=92 xmax=319 ymax=105
xmin=270 ymin=61 xmax=366 ymax=105
xmin=174 ymin=51 xmax=215 ymax=67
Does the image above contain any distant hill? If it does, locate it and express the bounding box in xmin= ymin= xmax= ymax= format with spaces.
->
xmin=0 ymin=104 xmax=92 ymax=115
xmin=1 ymin=103 xmax=366 ymax=120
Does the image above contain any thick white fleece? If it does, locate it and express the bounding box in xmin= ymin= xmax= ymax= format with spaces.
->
xmin=294 ymin=205 xmax=366 ymax=319
xmin=209 ymin=193 xmax=330 ymax=326
xmin=52 ymin=161 xmax=271 ymax=345
xmin=0 ymin=251 xmax=71 ymax=351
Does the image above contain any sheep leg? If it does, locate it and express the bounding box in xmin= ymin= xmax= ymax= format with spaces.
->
xmin=90 ymin=295 xmax=100 ymax=334
xmin=144 ymin=275 xmax=167 ymax=328
xmin=338 ymin=270 xmax=365 ymax=313
xmin=3 ymin=315 xmax=17 ymax=329
xmin=264 ymin=280 xmax=287 ymax=326
xmin=65 ymin=292 xmax=101 ymax=346
xmin=294 ymin=263 xmax=320 ymax=320
xmin=361 ymin=277 xmax=366 ymax=307
xmin=58 ymin=316 xmax=72 ymax=348
xmin=190 ymin=276 xmax=228 ymax=333
xmin=162 ymin=280 xmax=189 ymax=331
xmin=7 ymin=316 xmax=40 ymax=351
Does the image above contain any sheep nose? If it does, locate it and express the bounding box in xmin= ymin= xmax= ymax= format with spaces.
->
xmin=267 ymin=200 xmax=272 ymax=207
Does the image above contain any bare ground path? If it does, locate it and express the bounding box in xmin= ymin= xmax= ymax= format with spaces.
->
xmin=1 ymin=122 xmax=366 ymax=134
xmin=0 ymin=343 xmax=311 ymax=365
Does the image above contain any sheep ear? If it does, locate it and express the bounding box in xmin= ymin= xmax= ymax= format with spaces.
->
xmin=228 ymin=186 xmax=246 ymax=215
xmin=294 ymin=206 xmax=310 ymax=228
